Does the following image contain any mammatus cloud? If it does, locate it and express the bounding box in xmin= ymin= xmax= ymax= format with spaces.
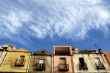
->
xmin=0 ymin=0 xmax=110 ymax=42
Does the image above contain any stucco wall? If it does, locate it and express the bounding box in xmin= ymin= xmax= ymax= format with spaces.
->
xmin=104 ymin=52 xmax=110 ymax=68
xmin=29 ymin=56 xmax=52 ymax=73
xmin=73 ymin=54 xmax=110 ymax=73
xmin=53 ymin=56 xmax=73 ymax=73
xmin=0 ymin=51 xmax=31 ymax=72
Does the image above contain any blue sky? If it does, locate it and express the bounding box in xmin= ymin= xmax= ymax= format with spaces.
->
xmin=0 ymin=0 xmax=110 ymax=52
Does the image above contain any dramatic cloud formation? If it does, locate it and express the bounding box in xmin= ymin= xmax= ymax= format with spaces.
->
xmin=0 ymin=0 xmax=110 ymax=42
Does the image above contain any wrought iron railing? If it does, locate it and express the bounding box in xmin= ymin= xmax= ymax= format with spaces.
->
xmin=15 ymin=59 xmax=25 ymax=67
xmin=58 ymin=63 xmax=69 ymax=71
xmin=79 ymin=63 xmax=88 ymax=70
xmin=36 ymin=63 xmax=45 ymax=70
xmin=96 ymin=63 xmax=105 ymax=70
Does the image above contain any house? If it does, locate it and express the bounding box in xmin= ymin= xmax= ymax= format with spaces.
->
xmin=53 ymin=46 xmax=74 ymax=73
xmin=72 ymin=48 xmax=110 ymax=73
xmin=0 ymin=48 xmax=31 ymax=73
xmin=29 ymin=49 xmax=52 ymax=73
xmin=0 ymin=45 xmax=16 ymax=67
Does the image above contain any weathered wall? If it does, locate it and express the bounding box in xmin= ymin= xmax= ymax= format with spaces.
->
xmin=53 ymin=56 xmax=73 ymax=73
xmin=0 ymin=50 xmax=31 ymax=73
xmin=29 ymin=56 xmax=52 ymax=73
xmin=104 ymin=52 xmax=110 ymax=68
xmin=0 ymin=51 xmax=7 ymax=67
xmin=73 ymin=54 xmax=110 ymax=73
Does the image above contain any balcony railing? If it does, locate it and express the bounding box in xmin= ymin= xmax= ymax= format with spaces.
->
xmin=96 ymin=64 xmax=105 ymax=70
xmin=15 ymin=59 xmax=25 ymax=67
xmin=79 ymin=63 xmax=88 ymax=70
xmin=58 ymin=63 xmax=69 ymax=71
xmin=36 ymin=63 xmax=45 ymax=71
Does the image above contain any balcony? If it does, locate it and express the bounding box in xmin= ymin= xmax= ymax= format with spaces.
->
xmin=58 ymin=63 xmax=69 ymax=71
xmin=79 ymin=63 xmax=88 ymax=70
xmin=15 ymin=59 xmax=24 ymax=67
xmin=96 ymin=64 xmax=105 ymax=70
xmin=36 ymin=63 xmax=45 ymax=71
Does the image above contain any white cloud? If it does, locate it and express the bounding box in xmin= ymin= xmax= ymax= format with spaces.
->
xmin=87 ymin=0 xmax=102 ymax=4
xmin=0 ymin=0 xmax=110 ymax=41
xmin=0 ymin=10 xmax=31 ymax=35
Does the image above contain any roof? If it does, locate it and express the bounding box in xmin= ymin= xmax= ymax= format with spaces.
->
xmin=33 ymin=49 xmax=51 ymax=56
xmin=15 ymin=48 xmax=29 ymax=52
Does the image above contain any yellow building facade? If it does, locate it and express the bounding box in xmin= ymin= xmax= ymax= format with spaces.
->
xmin=0 ymin=45 xmax=16 ymax=67
xmin=0 ymin=48 xmax=31 ymax=73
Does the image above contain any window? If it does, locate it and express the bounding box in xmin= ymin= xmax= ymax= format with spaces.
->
xmin=79 ymin=58 xmax=85 ymax=65
xmin=95 ymin=58 xmax=105 ymax=69
xmin=15 ymin=55 xmax=25 ymax=66
xmin=60 ymin=58 xmax=66 ymax=64
xmin=95 ymin=58 xmax=101 ymax=66
xmin=39 ymin=59 xmax=45 ymax=64
xmin=79 ymin=58 xmax=88 ymax=70
xmin=36 ymin=59 xmax=45 ymax=70
xmin=58 ymin=58 xmax=69 ymax=71
xmin=19 ymin=56 xmax=25 ymax=63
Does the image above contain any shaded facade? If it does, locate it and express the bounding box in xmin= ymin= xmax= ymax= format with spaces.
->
xmin=29 ymin=50 xmax=52 ymax=73
xmin=0 ymin=48 xmax=31 ymax=73
xmin=53 ymin=46 xmax=74 ymax=73
xmin=72 ymin=48 xmax=110 ymax=73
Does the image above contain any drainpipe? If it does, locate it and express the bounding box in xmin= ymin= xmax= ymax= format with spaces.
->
xmin=71 ymin=53 xmax=74 ymax=73
xmin=50 ymin=54 xmax=52 ymax=73
xmin=52 ymin=46 xmax=55 ymax=73
xmin=26 ymin=52 xmax=31 ymax=73
xmin=70 ymin=46 xmax=74 ymax=73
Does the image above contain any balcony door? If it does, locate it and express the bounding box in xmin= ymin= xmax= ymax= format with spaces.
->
xmin=60 ymin=58 xmax=66 ymax=64
xmin=19 ymin=56 xmax=25 ymax=63
xmin=79 ymin=57 xmax=88 ymax=70
xmin=79 ymin=58 xmax=85 ymax=65
xmin=39 ymin=59 xmax=45 ymax=64
xmin=37 ymin=59 xmax=45 ymax=70
xmin=95 ymin=58 xmax=101 ymax=66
